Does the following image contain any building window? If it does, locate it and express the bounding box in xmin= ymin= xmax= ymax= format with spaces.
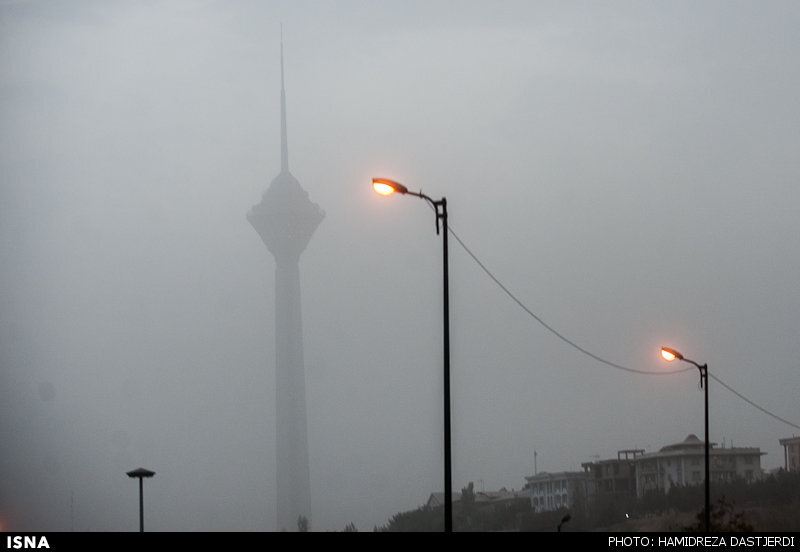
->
xmin=692 ymin=471 xmax=701 ymax=482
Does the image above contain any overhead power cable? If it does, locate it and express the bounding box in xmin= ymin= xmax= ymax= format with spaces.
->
xmin=710 ymin=374 xmax=800 ymax=431
xmin=447 ymin=224 xmax=800 ymax=430
xmin=447 ymin=226 xmax=689 ymax=376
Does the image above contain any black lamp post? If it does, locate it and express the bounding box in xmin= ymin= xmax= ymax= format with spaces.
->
xmin=373 ymin=177 xmax=452 ymax=532
xmin=126 ymin=467 xmax=155 ymax=532
xmin=557 ymin=513 xmax=571 ymax=532
xmin=661 ymin=346 xmax=710 ymax=532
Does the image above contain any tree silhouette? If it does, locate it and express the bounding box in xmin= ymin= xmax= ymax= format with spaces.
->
xmin=683 ymin=496 xmax=754 ymax=532
xmin=297 ymin=515 xmax=309 ymax=532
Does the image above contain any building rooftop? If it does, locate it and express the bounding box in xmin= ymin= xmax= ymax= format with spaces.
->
xmin=525 ymin=471 xmax=586 ymax=482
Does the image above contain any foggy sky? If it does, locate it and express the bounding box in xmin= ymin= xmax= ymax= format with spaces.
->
xmin=2 ymin=0 xmax=799 ymax=531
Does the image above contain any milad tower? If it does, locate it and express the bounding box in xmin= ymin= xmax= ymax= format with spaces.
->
xmin=247 ymin=39 xmax=323 ymax=531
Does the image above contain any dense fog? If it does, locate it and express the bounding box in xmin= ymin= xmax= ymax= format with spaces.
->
xmin=2 ymin=0 xmax=799 ymax=531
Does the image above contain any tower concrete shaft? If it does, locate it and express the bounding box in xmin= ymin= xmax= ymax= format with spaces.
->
xmin=247 ymin=37 xmax=323 ymax=531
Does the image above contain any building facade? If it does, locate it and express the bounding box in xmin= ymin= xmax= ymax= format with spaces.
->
xmin=634 ymin=434 xmax=764 ymax=497
xmin=581 ymin=449 xmax=643 ymax=499
xmin=525 ymin=471 xmax=590 ymax=513
xmin=779 ymin=436 xmax=800 ymax=472
xmin=529 ymin=436 xmax=765 ymax=514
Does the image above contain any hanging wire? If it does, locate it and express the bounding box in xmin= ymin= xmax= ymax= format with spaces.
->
xmin=711 ymin=373 xmax=800 ymax=431
xmin=446 ymin=223 xmax=800 ymax=430
xmin=447 ymin=224 xmax=690 ymax=376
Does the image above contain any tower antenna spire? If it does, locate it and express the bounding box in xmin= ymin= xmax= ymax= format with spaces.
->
xmin=280 ymin=25 xmax=289 ymax=173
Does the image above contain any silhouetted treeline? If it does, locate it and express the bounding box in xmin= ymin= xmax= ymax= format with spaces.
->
xmin=377 ymin=470 xmax=800 ymax=532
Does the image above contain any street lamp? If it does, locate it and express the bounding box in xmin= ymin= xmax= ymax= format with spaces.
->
xmin=126 ymin=467 xmax=155 ymax=532
xmin=557 ymin=513 xmax=571 ymax=532
xmin=372 ymin=177 xmax=452 ymax=533
xmin=661 ymin=346 xmax=710 ymax=532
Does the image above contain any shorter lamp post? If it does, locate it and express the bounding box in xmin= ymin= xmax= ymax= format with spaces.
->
xmin=126 ymin=467 xmax=155 ymax=532
xmin=661 ymin=346 xmax=710 ymax=532
xmin=557 ymin=513 xmax=571 ymax=532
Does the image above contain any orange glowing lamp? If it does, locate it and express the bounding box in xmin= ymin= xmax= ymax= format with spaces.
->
xmin=661 ymin=347 xmax=684 ymax=362
xmin=372 ymin=178 xmax=408 ymax=196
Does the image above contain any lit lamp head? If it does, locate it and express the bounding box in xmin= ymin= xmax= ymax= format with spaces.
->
xmin=661 ymin=347 xmax=684 ymax=362
xmin=372 ymin=177 xmax=408 ymax=196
